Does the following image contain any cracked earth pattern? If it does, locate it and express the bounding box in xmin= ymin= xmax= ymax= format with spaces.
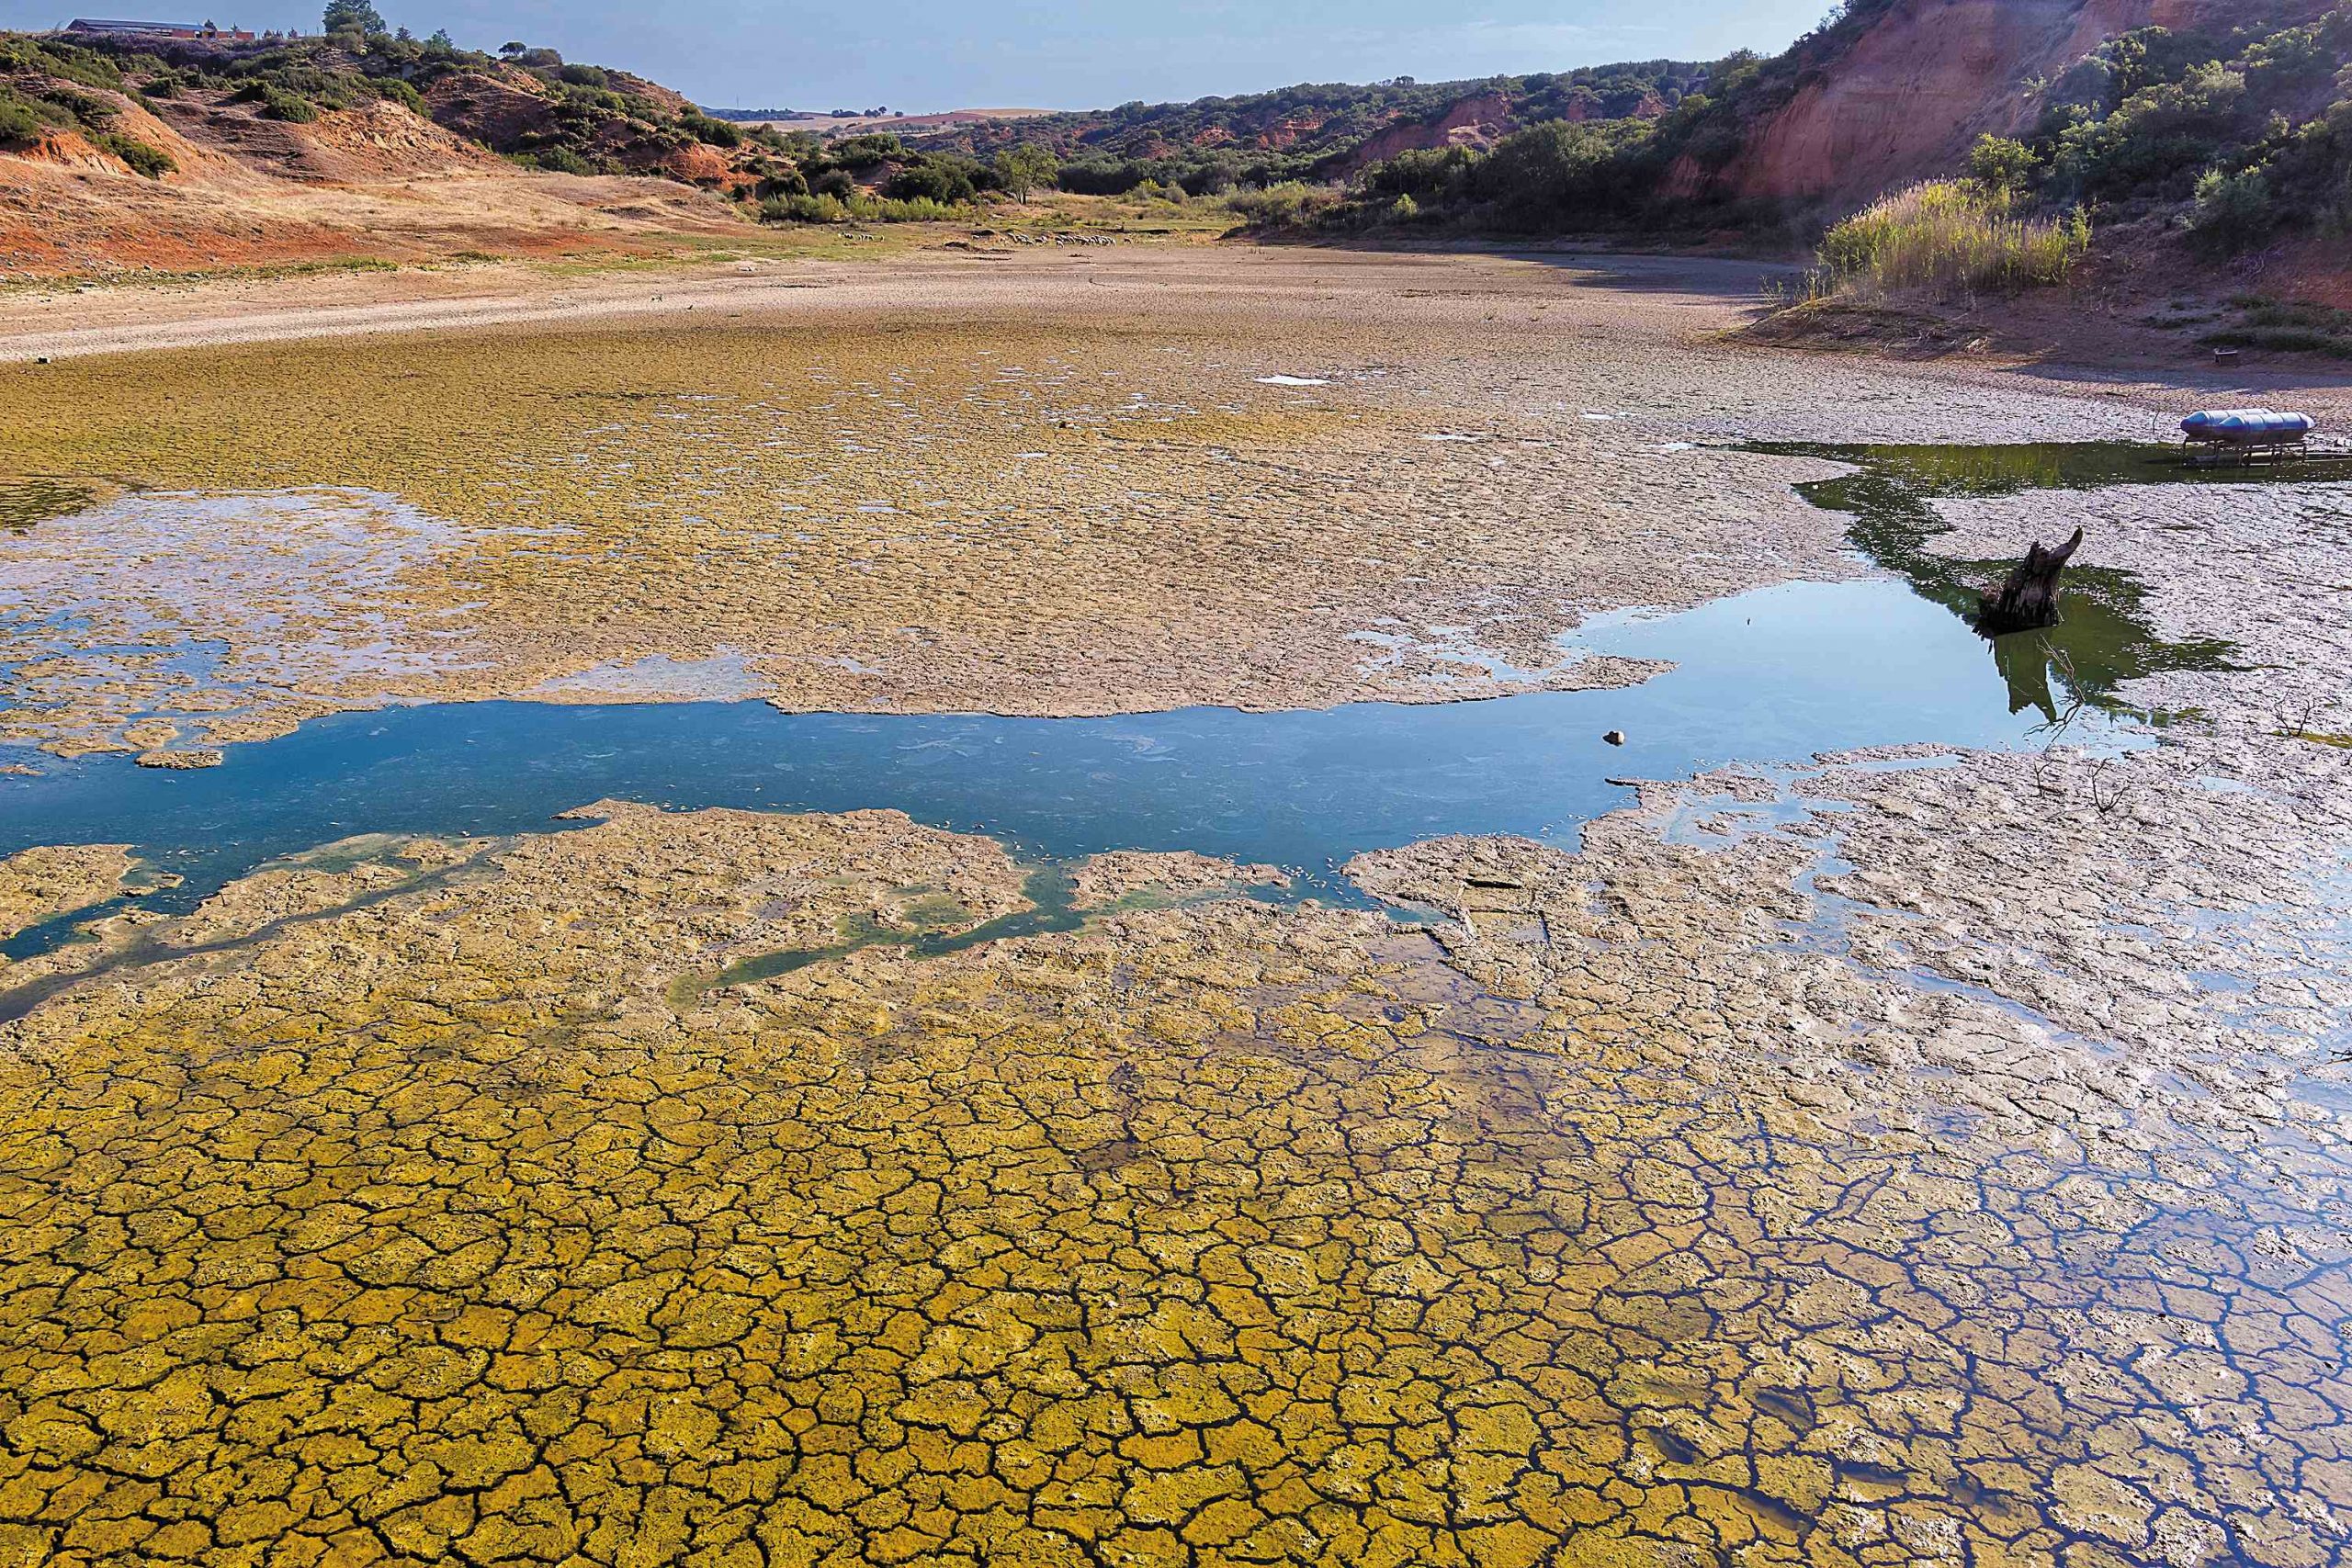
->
xmin=1 ymin=796 xmax=2347 ymax=1568
xmin=2 ymin=249 xmax=2349 ymax=1568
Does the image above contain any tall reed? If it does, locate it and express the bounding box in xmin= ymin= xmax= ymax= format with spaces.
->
xmin=1806 ymin=181 xmax=2090 ymax=301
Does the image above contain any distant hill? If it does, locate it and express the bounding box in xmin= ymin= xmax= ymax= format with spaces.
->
xmin=0 ymin=27 xmax=763 ymax=187
xmin=906 ymin=64 xmax=1710 ymax=188
xmin=711 ymin=107 xmax=1056 ymax=138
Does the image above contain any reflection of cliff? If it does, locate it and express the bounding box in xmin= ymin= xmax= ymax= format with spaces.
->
xmin=1675 ymin=0 xmax=2285 ymax=209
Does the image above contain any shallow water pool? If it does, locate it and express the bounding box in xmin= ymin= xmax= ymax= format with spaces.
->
xmin=3 ymin=576 xmax=2148 ymax=935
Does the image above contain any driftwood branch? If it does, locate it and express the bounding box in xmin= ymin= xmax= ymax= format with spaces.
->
xmin=1977 ymin=526 xmax=2083 ymax=635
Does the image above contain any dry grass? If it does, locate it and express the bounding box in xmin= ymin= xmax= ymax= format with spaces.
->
xmin=1804 ymin=181 xmax=2090 ymax=303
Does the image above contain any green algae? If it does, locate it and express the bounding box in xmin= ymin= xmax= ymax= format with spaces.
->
xmin=670 ymin=862 xmax=1312 ymax=1002
xmin=0 ymin=476 xmax=96 ymax=531
xmin=722 ymin=866 xmax=1088 ymax=982
xmin=1751 ymin=440 xmax=2295 ymax=719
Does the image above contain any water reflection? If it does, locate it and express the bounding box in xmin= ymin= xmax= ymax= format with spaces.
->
xmin=1746 ymin=440 xmax=2303 ymax=720
xmin=0 ymin=476 xmax=96 ymax=532
xmin=2 ymin=579 xmax=2146 ymax=936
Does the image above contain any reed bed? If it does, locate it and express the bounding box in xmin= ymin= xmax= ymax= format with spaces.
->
xmin=1805 ymin=180 xmax=2090 ymax=301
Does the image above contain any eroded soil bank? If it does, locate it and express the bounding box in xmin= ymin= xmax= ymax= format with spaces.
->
xmin=1 ymin=246 xmax=2349 ymax=1568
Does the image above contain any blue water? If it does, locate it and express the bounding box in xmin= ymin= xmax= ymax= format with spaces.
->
xmin=0 ymin=578 xmax=2141 ymax=939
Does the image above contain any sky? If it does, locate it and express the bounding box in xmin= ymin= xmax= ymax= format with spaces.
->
xmin=4 ymin=0 xmax=1833 ymax=110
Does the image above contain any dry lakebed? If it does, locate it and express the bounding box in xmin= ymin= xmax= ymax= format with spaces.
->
xmin=0 ymin=246 xmax=2347 ymax=1568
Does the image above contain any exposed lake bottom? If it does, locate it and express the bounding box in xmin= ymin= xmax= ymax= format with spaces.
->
xmin=2 ymin=433 xmax=2347 ymax=1568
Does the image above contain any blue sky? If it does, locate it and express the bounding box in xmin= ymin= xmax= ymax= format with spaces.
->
xmin=6 ymin=1 xmax=1832 ymax=110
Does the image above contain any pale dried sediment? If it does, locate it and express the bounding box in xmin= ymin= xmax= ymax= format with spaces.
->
xmin=1069 ymin=849 xmax=1293 ymax=905
xmin=0 ymin=843 xmax=132 ymax=940
xmin=0 ymin=486 xmax=470 ymax=755
xmin=1928 ymin=477 xmax=2352 ymax=727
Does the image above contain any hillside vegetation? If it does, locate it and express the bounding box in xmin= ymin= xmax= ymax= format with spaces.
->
xmin=910 ymin=62 xmax=1710 ymax=197
xmin=1105 ymin=0 xmax=2346 ymax=324
xmin=2005 ymin=5 xmax=2352 ymax=251
xmin=2 ymin=0 xmax=2343 ymax=308
xmin=6 ymin=21 xmax=752 ymax=185
xmin=0 ymin=7 xmax=1059 ymax=244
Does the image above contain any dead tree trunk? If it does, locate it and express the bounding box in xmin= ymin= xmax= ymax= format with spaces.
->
xmin=1977 ymin=526 xmax=2084 ymax=635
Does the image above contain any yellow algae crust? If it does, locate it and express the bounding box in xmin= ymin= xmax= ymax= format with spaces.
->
xmin=0 ymin=796 xmax=2345 ymax=1567
xmin=1069 ymin=850 xmax=1293 ymax=907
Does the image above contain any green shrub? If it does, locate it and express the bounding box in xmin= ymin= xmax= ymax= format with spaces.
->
xmin=0 ymin=35 xmax=123 ymax=90
xmin=884 ymin=159 xmax=976 ymax=203
xmin=260 ymin=87 xmax=320 ymax=123
xmin=2189 ymin=166 xmax=2275 ymax=248
xmin=1363 ymin=144 xmax=1477 ymax=202
xmin=38 ymin=86 xmax=116 ymax=123
xmin=522 ymin=146 xmax=594 ymax=175
xmin=1057 ymin=158 xmax=1150 ymax=196
xmin=1470 ymin=118 xmax=1651 ymax=225
xmin=1965 ymin=134 xmax=2039 ymax=194
xmin=1812 ymin=180 xmax=2090 ymax=299
xmin=681 ymin=113 xmax=741 ymax=147
xmin=756 ymin=190 xmax=957 ymax=223
xmin=94 ymin=131 xmax=173 ymax=176
xmin=759 ymin=191 xmax=850 ymax=222
xmin=0 ymin=92 xmax=42 ymax=148
xmin=2053 ymin=60 xmax=2249 ymax=197
xmin=1227 ymin=180 xmax=1334 ymax=227
xmin=870 ymin=195 xmax=956 ymax=220
xmin=828 ymin=132 xmax=905 ymax=166
xmin=368 ymin=76 xmax=424 ymax=113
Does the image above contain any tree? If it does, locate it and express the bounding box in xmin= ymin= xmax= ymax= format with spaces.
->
xmin=499 ymin=40 xmax=525 ymax=55
xmin=322 ymin=0 xmax=386 ymax=36
xmin=993 ymin=143 xmax=1058 ymax=200
xmin=1966 ymin=134 xmax=2040 ymax=194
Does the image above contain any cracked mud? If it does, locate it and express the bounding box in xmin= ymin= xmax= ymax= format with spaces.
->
xmin=1 ymin=248 xmax=2347 ymax=1567
xmin=1 ymin=783 xmax=2347 ymax=1568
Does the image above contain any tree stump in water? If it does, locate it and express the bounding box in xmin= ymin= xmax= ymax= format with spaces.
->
xmin=1977 ymin=526 xmax=2084 ymax=634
